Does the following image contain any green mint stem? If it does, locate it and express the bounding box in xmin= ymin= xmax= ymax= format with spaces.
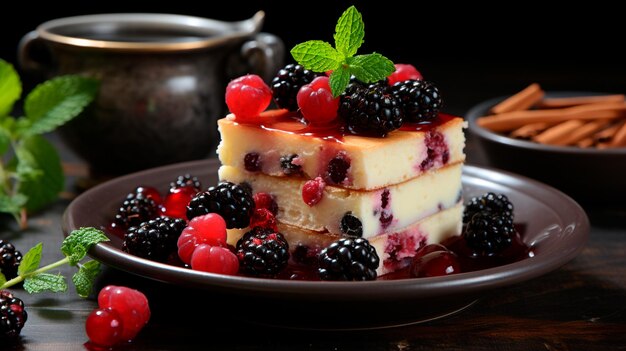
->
xmin=0 ymin=256 xmax=70 ymax=289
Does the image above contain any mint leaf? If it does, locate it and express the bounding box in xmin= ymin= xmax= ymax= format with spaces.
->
xmin=0 ymin=272 xmax=6 ymax=286
xmin=72 ymin=260 xmax=101 ymax=298
xmin=334 ymin=6 xmax=365 ymax=58
xmin=24 ymin=273 xmax=67 ymax=293
xmin=0 ymin=59 xmax=21 ymax=117
xmin=346 ymin=53 xmax=395 ymax=83
xmin=0 ymin=193 xmax=27 ymax=214
xmin=18 ymin=242 xmax=42 ymax=276
xmin=15 ymin=135 xmax=63 ymax=212
xmin=329 ymin=66 xmax=352 ymax=98
xmin=0 ymin=126 xmax=10 ymax=155
xmin=21 ymin=75 xmax=98 ymax=137
xmin=291 ymin=41 xmax=344 ymax=72
xmin=61 ymin=227 xmax=109 ymax=266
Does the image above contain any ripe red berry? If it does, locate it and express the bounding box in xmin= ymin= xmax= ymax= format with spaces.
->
xmin=414 ymin=243 xmax=448 ymax=260
xmin=97 ymin=285 xmax=150 ymax=342
xmin=85 ymin=308 xmax=124 ymax=347
xmin=296 ymin=76 xmax=339 ymax=125
xmin=302 ymin=177 xmax=326 ymax=206
xmin=161 ymin=186 xmax=197 ymax=219
xmin=225 ymin=74 xmax=272 ymax=122
xmin=253 ymin=192 xmax=278 ymax=215
xmin=177 ymin=213 xmax=228 ymax=264
xmin=410 ymin=250 xmax=460 ymax=278
xmin=249 ymin=208 xmax=278 ymax=231
xmin=135 ymin=186 xmax=162 ymax=205
xmin=190 ymin=244 xmax=239 ymax=275
xmin=388 ymin=64 xmax=423 ymax=86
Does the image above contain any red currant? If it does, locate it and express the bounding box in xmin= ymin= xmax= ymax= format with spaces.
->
xmin=249 ymin=208 xmax=278 ymax=231
xmin=190 ymin=244 xmax=239 ymax=275
xmin=97 ymin=285 xmax=150 ymax=342
xmin=410 ymin=250 xmax=461 ymax=278
xmin=253 ymin=192 xmax=278 ymax=215
xmin=388 ymin=64 xmax=423 ymax=86
xmin=85 ymin=308 xmax=124 ymax=347
xmin=302 ymin=177 xmax=326 ymax=206
xmin=297 ymin=76 xmax=339 ymax=125
xmin=225 ymin=74 xmax=272 ymax=122
xmin=161 ymin=186 xmax=197 ymax=219
xmin=135 ymin=186 xmax=162 ymax=205
xmin=177 ymin=213 xmax=227 ymax=264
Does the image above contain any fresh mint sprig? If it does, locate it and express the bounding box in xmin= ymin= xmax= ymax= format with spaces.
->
xmin=290 ymin=6 xmax=395 ymax=97
xmin=0 ymin=227 xmax=109 ymax=297
xmin=0 ymin=58 xmax=98 ymax=229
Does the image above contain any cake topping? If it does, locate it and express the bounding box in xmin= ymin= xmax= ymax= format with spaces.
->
xmin=296 ymin=76 xmax=340 ymax=125
xmin=225 ymin=74 xmax=272 ymax=122
xmin=271 ymin=63 xmax=320 ymax=111
xmin=338 ymin=83 xmax=404 ymax=136
xmin=387 ymin=63 xmax=423 ymax=86
xmin=392 ymin=80 xmax=443 ymax=122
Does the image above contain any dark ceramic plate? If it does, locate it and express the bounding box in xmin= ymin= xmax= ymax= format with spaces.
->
xmin=466 ymin=91 xmax=626 ymax=207
xmin=62 ymin=159 xmax=589 ymax=330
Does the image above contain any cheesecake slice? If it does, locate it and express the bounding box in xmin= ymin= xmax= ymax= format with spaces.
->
xmin=217 ymin=110 xmax=466 ymax=190
xmin=219 ymin=162 xmax=462 ymax=238
xmin=227 ymin=203 xmax=463 ymax=276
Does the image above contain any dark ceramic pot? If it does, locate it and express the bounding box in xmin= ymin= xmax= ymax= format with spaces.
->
xmin=19 ymin=13 xmax=284 ymax=175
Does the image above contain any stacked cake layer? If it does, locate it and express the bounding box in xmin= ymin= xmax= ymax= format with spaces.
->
xmin=217 ymin=111 xmax=466 ymax=275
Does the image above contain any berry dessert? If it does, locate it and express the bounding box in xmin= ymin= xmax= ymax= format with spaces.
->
xmin=0 ymin=290 xmax=27 ymax=339
xmin=217 ymin=6 xmax=466 ymax=278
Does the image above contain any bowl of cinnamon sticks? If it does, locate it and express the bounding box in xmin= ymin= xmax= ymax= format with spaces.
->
xmin=466 ymin=83 xmax=626 ymax=207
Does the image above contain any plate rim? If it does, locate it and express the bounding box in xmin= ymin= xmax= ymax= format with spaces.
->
xmin=62 ymin=159 xmax=590 ymax=300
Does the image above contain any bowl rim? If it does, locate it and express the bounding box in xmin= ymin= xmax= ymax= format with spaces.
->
xmin=465 ymin=91 xmax=626 ymax=155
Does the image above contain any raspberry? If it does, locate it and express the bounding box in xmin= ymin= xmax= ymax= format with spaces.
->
xmin=169 ymin=174 xmax=201 ymax=193
xmin=225 ymin=74 xmax=272 ymax=122
xmin=113 ymin=192 xmax=159 ymax=229
xmin=0 ymin=290 xmax=27 ymax=339
xmin=249 ymin=208 xmax=278 ymax=232
xmin=97 ymin=285 xmax=150 ymax=342
xmin=122 ymin=216 xmax=186 ymax=263
xmin=302 ymin=177 xmax=326 ymax=206
xmin=318 ymin=237 xmax=379 ymax=281
xmin=190 ymin=244 xmax=239 ymax=275
xmin=391 ymin=80 xmax=442 ymax=122
xmin=463 ymin=192 xmax=514 ymax=224
xmin=161 ymin=186 xmax=198 ymax=219
xmin=464 ymin=212 xmax=515 ymax=256
xmin=186 ymin=181 xmax=254 ymax=229
xmin=85 ymin=308 xmax=124 ymax=347
xmin=387 ymin=63 xmax=423 ymax=86
xmin=236 ymin=227 xmax=290 ymax=277
xmin=177 ymin=213 xmax=228 ymax=264
xmin=0 ymin=240 xmax=22 ymax=280
xmin=253 ymin=192 xmax=278 ymax=215
xmin=271 ymin=63 xmax=319 ymax=111
xmin=296 ymin=76 xmax=339 ymax=125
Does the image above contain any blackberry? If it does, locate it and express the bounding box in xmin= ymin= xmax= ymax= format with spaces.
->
xmin=170 ymin=174 xmax=201 ymax=192
xmin=463 ymin=192 xmax=514 ymax=224
xmin=280 ymin=154 xmax=302 ymax=176
xmin=391 ymin=80 xmax=443 ymax=122
xmin=338 ymin=84 xmax=404 ymax=137
xmin=464 ymin=212 xmax=514 ymax=256
xmin=271 ymin=64 xmax=319 ymax=111
xmin=318 ymin=237 xmax=379 ymax=281
xmin=344 ymin=76 xmax=389 ymax=96
xmin=236 ymin=227 xmax=290 ymax=276
xmin=0 ymin=290 xmax=27 ymax=339
xmin=325 ymin=153 xmax=350 ymax=184
xmin=0 ymin=240 xmax=22 ymax=280
xmin=123 ymin=216 xmax=187 ymax=262
xmin=340 ymin=212 xmax=363 ymax=237
xmin=186 ymin=181 xmax=254 ymax=229
xmin=113 ymin=192 xmax=159 ymax=229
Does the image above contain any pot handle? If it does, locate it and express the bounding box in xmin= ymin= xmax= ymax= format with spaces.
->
xmin=239 ymin=32 xmax=285 ymax=82
xmin=18 ymin=30 xmax=53 ymax=76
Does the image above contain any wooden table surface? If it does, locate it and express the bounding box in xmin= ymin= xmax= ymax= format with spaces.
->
xmin=2 ymin=131 xmax=625 ymax=351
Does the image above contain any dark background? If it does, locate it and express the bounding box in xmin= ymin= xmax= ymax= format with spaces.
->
xmin=2 ymin=0 xmax=625 ymax=116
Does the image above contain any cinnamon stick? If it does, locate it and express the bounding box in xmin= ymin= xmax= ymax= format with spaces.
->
xmin=558 ymin=119 xmax=612 ymax=146
xmin=509 ymin=122 xmax=551 ymax=139
xmin=490 ymin=83 xmax=544 ymax=114
xmin=537 ymin=94 xmax=625 ymax=109
xmin=533 ymin=120 xmax=584 ymax=145
xmin=610 ymin=121 xmax=626 ymax=147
